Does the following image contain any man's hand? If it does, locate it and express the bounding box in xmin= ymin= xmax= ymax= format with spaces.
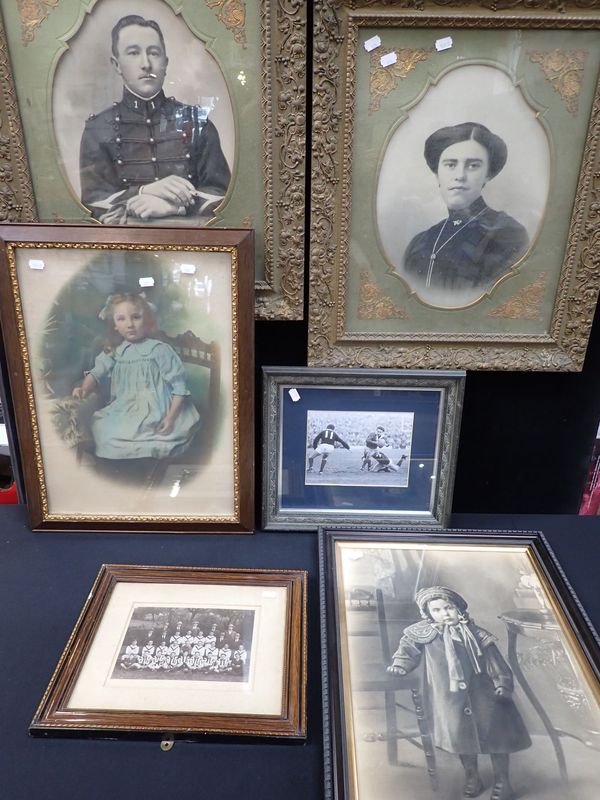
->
xmin=99 ymin=205 xmax=128 ymax=224
xmin=387 ymin=665 xmax=406 ymax=675
xmin=127 ymin=194 xmax=183 ymax=220
xmin=139 ymin=176 xmax=196 ymax=206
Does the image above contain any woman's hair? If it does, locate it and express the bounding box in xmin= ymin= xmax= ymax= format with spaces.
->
xmin=424 ymin=122 xmax=508 ymax=179
xmin=102 ymin=292 xmax=158 ymax=352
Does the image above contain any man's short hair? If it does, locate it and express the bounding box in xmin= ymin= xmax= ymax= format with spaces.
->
xmin=424 ymin=122 xmax=507 ymax=180
xmin=326 ymin=424 xmax=335 ymax=430
xmin=376 ymin=426 xmax=384 ymax=432
xmin=111 ymin=15 xmax=166 ymax=58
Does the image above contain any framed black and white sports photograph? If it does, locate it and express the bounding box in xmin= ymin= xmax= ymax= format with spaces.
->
xmin=31 ymin=564 xmax=307 ymax=739
xmin=262 ymin=368 xmax=464 ymax=530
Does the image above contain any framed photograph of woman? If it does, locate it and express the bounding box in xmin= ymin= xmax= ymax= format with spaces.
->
xmin=320 ymin=528 xmax=600 ymax=799
xmin=0 ymin=224 xmax=254 ymax=532
xmin=309 ymin=1 xmax=600 ymax=370
xmin=31 ymin=564 xmax=307 ymax=738
xmin=0 ymin=0 xmax=306 ymax=319
xmin=262 ymin=367 xmax=464 ymax=530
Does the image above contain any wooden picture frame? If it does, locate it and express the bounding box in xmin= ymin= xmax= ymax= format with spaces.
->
xmin=262 ymin=367 xmax=464 ymax=530
xmin=320 ymin=527 xmax=600 ymax=799
xmin=0 ymin=0 xmax=306 ymax=320
xmin=309 ymin=1 xmax=600 ymax=370
xmin=0 ymin=224 xmax=254 ymax=533
xmin=31 ymin=564 xmax=307 ymax=739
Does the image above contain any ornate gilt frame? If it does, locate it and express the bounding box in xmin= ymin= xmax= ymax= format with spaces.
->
xmin=309 ymin=1 xmax=600 ymax=370
xmin=0 ymin=224 xmax=254 ymax=533
xmin=0 ymin=0 xmax=305 ymax=320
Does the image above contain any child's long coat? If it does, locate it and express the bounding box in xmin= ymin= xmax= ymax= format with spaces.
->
xmin=391 ymin=620 xmax=531 ymax=755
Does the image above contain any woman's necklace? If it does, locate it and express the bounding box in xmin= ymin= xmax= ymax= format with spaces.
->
xmin=425 ymin=207 xmax=486 ymax=288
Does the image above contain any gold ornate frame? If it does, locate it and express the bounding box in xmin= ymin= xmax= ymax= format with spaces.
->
xmin=0 ymin=0 xmax=305 ymax=321
xmin=0 ymin=224 xmax=255 ymax=533
xmin=309 ymin=1 xmax=600 ymax=370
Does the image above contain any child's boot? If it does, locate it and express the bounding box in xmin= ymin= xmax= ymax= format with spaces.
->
xmin=459 ymin=754 xmax=484 ymax=798
xmin=490 ymin=754 xmax=515 ymax=800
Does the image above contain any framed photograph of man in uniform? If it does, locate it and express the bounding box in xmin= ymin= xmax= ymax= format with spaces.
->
xmin=0 ymin=0 xmax=306 ymax=320
xmin=31 ymin=564 xmax=307 ymax=739
xmin=309 ymin=1 xmax=600 ymax=370
xmin=320 ymin=528 xmax=600 ymax=799
xmin=262 ymin=367 xmax=465 ymax=530
xmin=0 ymin=224 xmax=254 ymax=533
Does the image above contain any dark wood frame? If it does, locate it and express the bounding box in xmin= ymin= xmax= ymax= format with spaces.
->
xmin=0 ymin=224 xmax=254 ymax=533
xmin=319 ymin=527 xmax=600 ymax=799
xmin=31 ymin=564 xmax=307 ymax=739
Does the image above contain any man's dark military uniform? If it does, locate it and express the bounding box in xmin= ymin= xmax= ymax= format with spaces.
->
xmin=403 ymin=198 xmax=529 ymax=295
xmin=80 ymin=89 xmax=231 ymax=218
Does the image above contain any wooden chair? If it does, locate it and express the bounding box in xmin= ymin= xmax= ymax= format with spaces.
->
xmin=157 ymin=329 xmax=220 ymax=446
xmin=354 ymin=588 xmax=438 ymax=790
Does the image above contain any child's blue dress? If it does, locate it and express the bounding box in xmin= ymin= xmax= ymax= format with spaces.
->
xmin=88 ymin=338 xmax=201 ymax=459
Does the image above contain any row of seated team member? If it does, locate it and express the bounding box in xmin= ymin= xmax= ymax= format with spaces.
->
xmin=119 ymin=636 xmax=248 ymax=674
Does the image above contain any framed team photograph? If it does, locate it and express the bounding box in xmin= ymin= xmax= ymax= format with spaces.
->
xmin=0 ymin=224 xmax=254 ymax=533
xmin=0 ymin=0 xmax=306 ymax=320
xmin=320 ymin=528 xmax=600 ymax=800
xmin=262 ymin=368 xmax=464 ymax=530
xmin=31 ymin=564 xmax=307 ymax=738
xmin=309 ymin=1 xmax=600 ymax=370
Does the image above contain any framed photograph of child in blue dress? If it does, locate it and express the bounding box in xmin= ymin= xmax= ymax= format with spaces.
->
xmin=320 ymin=528 xmax=600 ymax=800
xmin=31 ymin=564 xmax=307 ymax=738
xmin=262 ymin=368 xmax=464 ymax=530
xmin=0 ymin=224 xmax=254 ymax=532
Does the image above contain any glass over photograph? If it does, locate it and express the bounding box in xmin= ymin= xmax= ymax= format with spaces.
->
xmin=52 ymin=0 xmax=234 ymax=227
xmin=331 ymin=539 xmax=600 ymax=800
xmin=112 ymin=606 xmax=254 ymax=682
xmin=305 ymin=409 xmax=414 ymax=488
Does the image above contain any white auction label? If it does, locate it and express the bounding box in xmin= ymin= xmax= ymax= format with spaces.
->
xmin=28 ymin=259 xmax=45 ymax=270
xmin=139 ymin=276 xmax=155 ymax=287
xmin=435 ymin=36 xmax=453 ymax=52
xmin=180 ymin=263 xmax=196 ymax=275
xmin=288 ymin=388 xmax=301 ymax=402
xmin=364 ymin=35 xmax=381 ymax=53
xmin=380 ymin=51 xmax=398 ymax=68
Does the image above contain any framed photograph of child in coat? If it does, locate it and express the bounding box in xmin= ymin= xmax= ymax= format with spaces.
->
xmin=262 ymin=367 xmax=464 ymax=530
xmin=320 ymin=528 xmax=600 ymax=800
xmin=31 ymin=564 xmax=307 ymax=739
xmin=0 ymin=224 xmax=254 ymax=532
